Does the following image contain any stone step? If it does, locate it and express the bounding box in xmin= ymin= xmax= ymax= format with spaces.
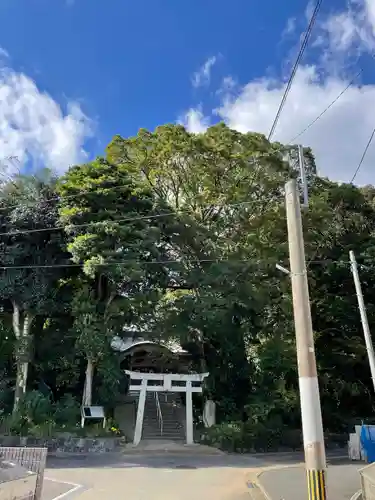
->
xmin=122 ymin=441 xmax=225 ymax=455
xmin=142 ymin=432 xmax=185 ymax=438
xmin=144 ymin=425 xmax=184 ymax=432
xmin=143 ymin=428 xmax=184 ymax=434
xmin=143 ymin=429 xmax=184 ymax=434
xmin=144 ymin=429 xmax=183 ymax=435
xmin=143 ymin=424 xmax=184 ymax=432
xmin=144 ymin=428 xmax=184 ymax=434
xmin=144 ymin=421 xmax=185 ymax=428
xmin=144 ymin=416 xmax=184 ymax=422
xmin=144 ymin=411 xmax=179 ymax=417
xmin=142 ymin=436 xmax=185 ymax=442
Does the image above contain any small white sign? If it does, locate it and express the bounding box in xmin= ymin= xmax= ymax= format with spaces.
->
xmin=81 ymin=406 xmax=106 ymax=428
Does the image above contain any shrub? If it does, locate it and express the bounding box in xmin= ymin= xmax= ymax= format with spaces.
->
xmin=0 ymin=390 xmax=123 ymax=438
xmin=200 ymin=421 xmax=303 ymax=453
xmin=53 ymin=394 xmax=80 ymax=427
xmin=0 ymin=413 xmax=30 ymax=436
xmin=18 ymin=390 xmax=53 ymax=425
xmin=27 ymin=420 xmax=56 ymax=438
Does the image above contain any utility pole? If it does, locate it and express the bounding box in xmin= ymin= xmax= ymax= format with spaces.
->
xmin=349 ymin=250 xmax=375 ymax=393
xmin=285 ymin=178 xmax=327 ymax=500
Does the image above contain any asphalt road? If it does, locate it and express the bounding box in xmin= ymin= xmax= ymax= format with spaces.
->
xmin=42 ymin=453 xmax=262 ymax=500
xmin=259 ymin=459 xmax=363 ymax=500
xmin=41 ymin=451 xmax=357 ymax=500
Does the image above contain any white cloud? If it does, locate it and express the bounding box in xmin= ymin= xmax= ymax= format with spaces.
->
xmin=0 ymin=65 xmax=92 ymax=176
xmin=366 ymin=0 xmax=375 ymax=30
xmin=183 ymin=65 xmax=375 ymax=185
xmin=316 ymin=0 xmax=375 ymax=58
xmin=221 ymin=76 xmax=236 ymax=92
xmin=179 ymin=108 xmax=210 ymax=134
xmin=305 ymin=0 xmax=315 ymax=22
xmin=282 ymin=17 xmax=297 ymax=38
xmin=0 ymin=48 xmax=9 ymax=60
xmin=180 ymin=1 xmax=375 ymax=186
xmin=192 ymin=56 xmax=217 ymax=89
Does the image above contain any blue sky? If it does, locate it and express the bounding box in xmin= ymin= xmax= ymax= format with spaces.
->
xmin=0 ymin=0 xmax=375 ymax=184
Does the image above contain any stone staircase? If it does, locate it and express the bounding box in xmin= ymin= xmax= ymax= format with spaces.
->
xmin=142 ymin=392 xmax=186 ymax=442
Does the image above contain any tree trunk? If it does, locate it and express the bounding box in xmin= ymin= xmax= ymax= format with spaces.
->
xmin=82 ymin=358 xmax=94 ymax=406
xmin=12 ymin=302 xmax=34 ymax=414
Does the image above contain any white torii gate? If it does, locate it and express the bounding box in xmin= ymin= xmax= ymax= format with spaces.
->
xmin=125 ymin=370 xmax=209 ymax=446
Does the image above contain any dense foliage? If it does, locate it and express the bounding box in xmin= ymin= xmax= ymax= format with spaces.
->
xmin=0 ymin=123 xmax=375 ymax=446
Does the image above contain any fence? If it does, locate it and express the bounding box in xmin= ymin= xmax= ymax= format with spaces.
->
xmin=360 ymin=463 xmax=375 ymax=500
xmin=0 ymin=446 xmax=47 ymax=500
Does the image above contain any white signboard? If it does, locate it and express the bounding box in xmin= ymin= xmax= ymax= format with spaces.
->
xmin=81 ymin=406 xmax=106 ymax=428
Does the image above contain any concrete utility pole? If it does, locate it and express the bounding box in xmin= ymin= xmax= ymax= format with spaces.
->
xmin=285 ymin=179 xmax=327 ymax=500
xmin=349 ymin=250 xmax=375 ymax=393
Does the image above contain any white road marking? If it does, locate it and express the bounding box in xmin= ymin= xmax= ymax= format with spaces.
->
xmin=45 ymin=477 xmax=83 ymax=500
xmin=350 ymin=490 xmax=362 ymax=500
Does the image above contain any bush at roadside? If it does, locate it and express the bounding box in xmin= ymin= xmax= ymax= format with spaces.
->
xmin=0 ymin=391 xmax=123 ymax=438
xmin=200 ymin=421 xmax=302 ymax=453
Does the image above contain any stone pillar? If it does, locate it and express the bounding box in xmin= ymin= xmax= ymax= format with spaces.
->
xmin=134 ymin=378 xmax=147 ymax=445
xmin=203 ymin=400 xmax=216 ymax=427
xmin=186 ymin=380 xmax=194 ymax=445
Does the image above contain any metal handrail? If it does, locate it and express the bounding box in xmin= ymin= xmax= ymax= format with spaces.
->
xmin=154 ymin=392 xmax=163 ymax=437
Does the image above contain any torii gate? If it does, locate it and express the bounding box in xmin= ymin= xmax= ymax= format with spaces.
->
xmin=125 ymin=370 xmax=209 ymax=445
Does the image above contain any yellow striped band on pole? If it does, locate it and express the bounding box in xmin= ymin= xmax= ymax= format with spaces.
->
xmin=307 ymin=469 xmax=326 ymax=500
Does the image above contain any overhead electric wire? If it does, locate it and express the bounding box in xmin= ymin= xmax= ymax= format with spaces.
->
xmin=267 ymin=0 xmax=323 ymax=140
xmin=307 ymin=122 xmax=375 ymax=268
xmin=0 ymin=69 xmax=370 ymax=257
xmin=0 ymin=199 xmax=278 ymax=238
xmin=243 ymin=65 xmax=364 ymax=200
xmin=0 ymin=70 xmax=360 ymax=220
xmin=0 ymin=182 xmax=145 ymax=213
xmin=0 ymin=257 xmax=370 ymax=271
xmin=0 ymin=75 xmax=356 ymax=218
xmin=0 ymin=258 xmax=250 ymax=270
xmin=1 ymin=81 xmax=367 ymax=240
xmin=288 ymin=68 xmax=363 ymax=144
xmin=350 ymin=125 xmax=375 ymax=184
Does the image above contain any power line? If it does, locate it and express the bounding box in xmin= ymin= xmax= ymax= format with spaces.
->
xmin=0 ymin=257 xmax=370 ymax=271
xmin=0 ymin=84 xmax=352 ymax=218
xmin=307 ymin=121 xmax=375 ymax=268
xmin=0 ymin=72 xmax=357 ymax=220
xmin=0 ymin=199 xmax=281 ymax=238
xmin=0 ymin=104 xmax=372 ymax=245
xmin=288 ymin=69 xmax=363 ymax=144
xmin=0 ymin=65 xmax=365 ymax=237
xmin=240 ymin=68 xmax=364 ymax=199
xmin=350 ymin=125 xmax=375 ymax=184
xmin=0 ymin=182 xmax=147 ymax=214
xmin=0 ymin=258 xmax=274 ymax=270
xmin=267 ymin=0 xmax=323 ymax=140
xmin=0 ymin=212 xmax=176 ymax=237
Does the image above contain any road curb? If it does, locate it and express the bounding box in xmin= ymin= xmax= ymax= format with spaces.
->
xmin=255 ymin=472 xmax=272 ymax=500
xmin=253 ymin=462 xmax=305 ymax=500
xmin=254 ymin=459 xmax=361 ymax=500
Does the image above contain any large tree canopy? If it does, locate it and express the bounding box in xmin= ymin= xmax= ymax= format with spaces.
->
xmin=0 ymin=124 xmax=374 ymax=441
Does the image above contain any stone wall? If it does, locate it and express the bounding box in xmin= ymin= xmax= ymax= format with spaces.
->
xmin=0 ymin=436 xmax=122 ymax=454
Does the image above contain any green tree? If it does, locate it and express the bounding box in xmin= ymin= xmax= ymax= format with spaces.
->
xmin=0 ymin=173 xmax=71 ymax=413
xmin=106 ymin=124 xmax=295 ymax=417
xmin=58 ymin=157 xmax=177 ymax=405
